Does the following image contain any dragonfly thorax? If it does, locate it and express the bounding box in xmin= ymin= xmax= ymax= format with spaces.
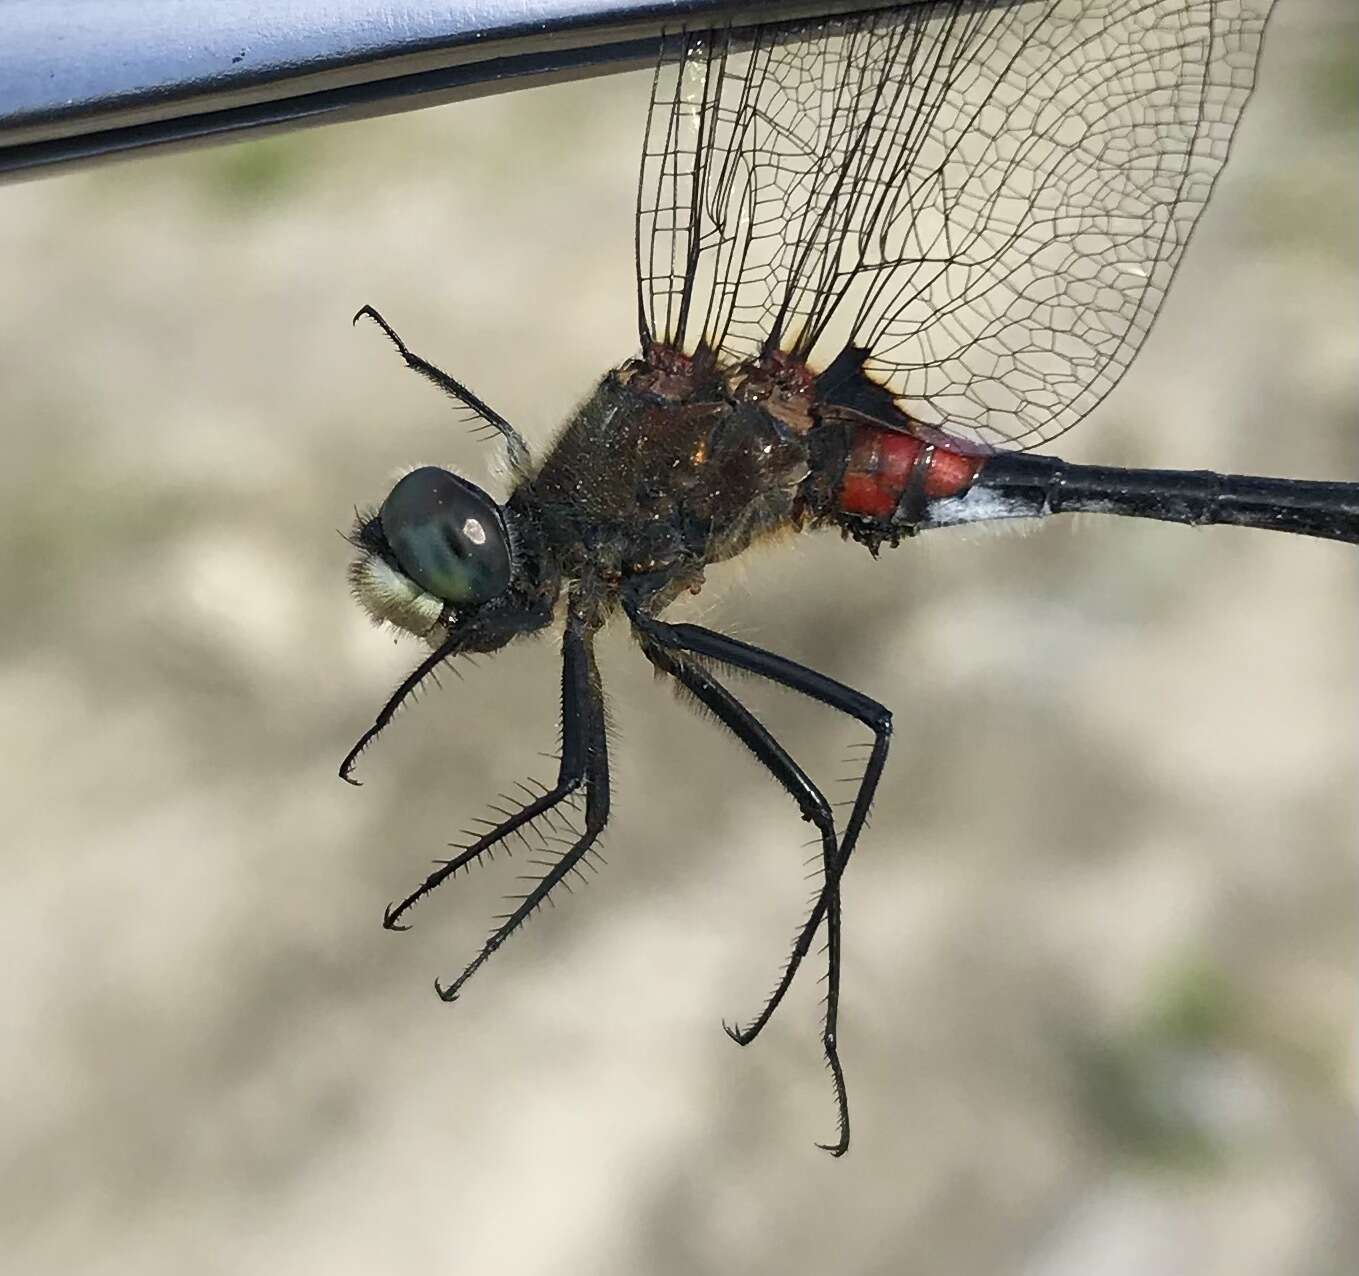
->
xmin=513 ymin=363 xmax=811 ymax=603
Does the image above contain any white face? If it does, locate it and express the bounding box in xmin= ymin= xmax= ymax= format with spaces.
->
xmin=348 ymin=550 xmax=450 ymax=644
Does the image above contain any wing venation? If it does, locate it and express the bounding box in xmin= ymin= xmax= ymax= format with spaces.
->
xmin=635 ymin=0 xmax=1274 ymax=450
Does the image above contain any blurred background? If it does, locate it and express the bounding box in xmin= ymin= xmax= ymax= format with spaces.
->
xmin=1 ymin=0 xmax=1354 ymax=1271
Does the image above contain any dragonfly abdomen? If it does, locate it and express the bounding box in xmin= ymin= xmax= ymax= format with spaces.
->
xmin=817 ymin=419 xmax=986 ymax=550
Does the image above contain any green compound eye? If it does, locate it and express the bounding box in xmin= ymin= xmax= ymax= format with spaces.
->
xmin=379 ymin=467 xmax=512 ymax=606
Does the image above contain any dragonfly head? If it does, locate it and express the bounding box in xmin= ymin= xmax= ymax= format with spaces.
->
xmin=348 ymin=465 xmax=532 ymax=646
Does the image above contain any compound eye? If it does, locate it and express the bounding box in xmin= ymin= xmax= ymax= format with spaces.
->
xmin=379 ymin=466 xmax=511 ymax=606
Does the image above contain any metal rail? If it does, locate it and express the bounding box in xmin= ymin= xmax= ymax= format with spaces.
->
xmin=0 ymin=0 xmax=933 ymax=182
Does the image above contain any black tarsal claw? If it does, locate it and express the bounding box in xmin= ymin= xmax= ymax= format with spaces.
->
xmin=434 ymin=978 xmax=458 ymax=1003
xmin=722 ymin=1019 xmax=752 ymax=1046
xmin=382 ymin=903 xmax=410 ymax=931
xmin=815 ymin=1140 xmax=849 ymax=1158
xmin=340 ymin=771 xmax=362 ymax=787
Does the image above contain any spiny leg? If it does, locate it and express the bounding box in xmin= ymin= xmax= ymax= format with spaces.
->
xmin=636 ymin=631 xmax=851 ymax=1154
xmin=628 ymin=605 xmax=892 ymax=1148
xmin=383 ymin=611 xmax=606 ymax=936
xmin=340 ymin=603 xmax=550 ymax=787
xmin=340 ymin=631 xmax=465 ymax=785
xmin=430 ymin=611 xmax=609 ymax=1001
xmin=637 ymin=617 xmax=892 ymax=1039
xmin=352 ymin=303 xmax=530 ymax=474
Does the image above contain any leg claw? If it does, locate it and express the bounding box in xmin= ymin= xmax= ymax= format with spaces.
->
xmin=722 ymin=1019 xmax=753 ymax=1046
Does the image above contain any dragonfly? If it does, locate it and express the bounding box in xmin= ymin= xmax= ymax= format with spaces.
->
xmin=340 ymin=0 xmax=1356 ymax=1155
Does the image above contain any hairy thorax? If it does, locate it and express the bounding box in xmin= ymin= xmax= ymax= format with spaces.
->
xmin=512 ymin=359 xmax=813 ymax=607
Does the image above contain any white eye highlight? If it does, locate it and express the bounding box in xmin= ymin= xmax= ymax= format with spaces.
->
xmin=379 ymin=466 xmax=512 ymax=605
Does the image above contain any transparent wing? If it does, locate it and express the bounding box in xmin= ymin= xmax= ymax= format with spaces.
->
xmin=635 ymin=0 xmax=1274 ymax=449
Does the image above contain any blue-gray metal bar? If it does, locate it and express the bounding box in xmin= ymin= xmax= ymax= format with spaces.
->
xmin=0 ymin=0 xmax=921 ymax=182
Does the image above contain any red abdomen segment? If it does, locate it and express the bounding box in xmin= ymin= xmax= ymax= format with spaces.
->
xmin=837 ymin=425 xmax=985 ymax=521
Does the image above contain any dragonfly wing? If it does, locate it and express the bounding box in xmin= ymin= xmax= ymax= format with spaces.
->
xmin=634 ymin=0 xmax=1274 ymax=449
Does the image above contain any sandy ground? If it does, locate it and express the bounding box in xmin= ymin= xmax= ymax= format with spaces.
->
xmin=1 ymin=1 xmax=1354 ymax=1272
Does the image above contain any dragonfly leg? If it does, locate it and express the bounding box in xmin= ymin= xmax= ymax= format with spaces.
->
xmin=340 ymin=630 xmax=465 ymax=785
xmin=634 ymin=628 xmax=850 ymax=1153
xmin=629 ymin=605 xmax=891 ymax=1155
xmin=420 ymin=610 xmax=609 ymax=1002
xmin=340 ymin=601 xmax=551 ymax=786
xmin=352 ymin=303 xmax=531 ymax=473
xmin=365 ymin=608 xmax=601 ymax=935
